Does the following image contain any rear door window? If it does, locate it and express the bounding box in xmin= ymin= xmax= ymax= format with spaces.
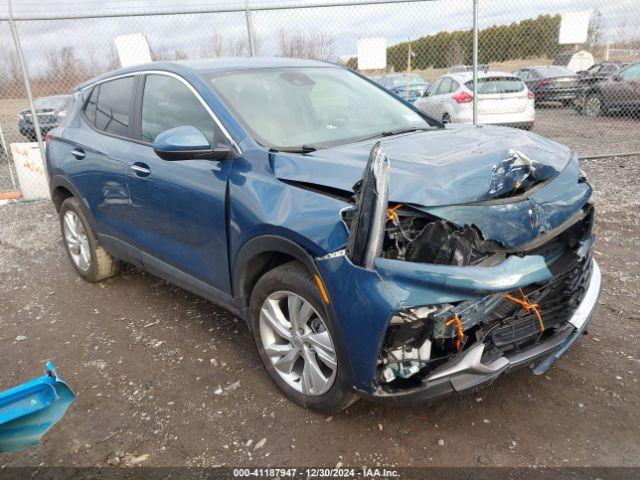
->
xmin=94 ymin=76 xmax=136 ymax=137
xmin=141 ymin=74 xmax=217 ymax=144
xmin=435 ymin=77 xmax=452 ymax=95
xmin=464 ymin=77 xmax=525 ymax=94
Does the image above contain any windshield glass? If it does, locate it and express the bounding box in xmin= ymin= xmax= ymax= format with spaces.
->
xmin=536 ymin=66 xmax=574 ymax=77
xmin=205 ymin=67 xmax=430 ymax=149
xmin=464 ymin=77 xmax=525 ymax=94
xmin=34 ymin=96 xmax=69 ymax=109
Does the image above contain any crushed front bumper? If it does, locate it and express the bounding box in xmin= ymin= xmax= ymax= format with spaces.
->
xmin=363 ymin=260 xmax=601 ymax=405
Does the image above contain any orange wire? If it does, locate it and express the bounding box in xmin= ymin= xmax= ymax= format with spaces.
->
xmin=387 ymin=204 xmax=403 ymax=224
xmin=503 ymin=288 xmax=545 ymax=332
xmin=446 ymin=314 xmax=465 ymax=351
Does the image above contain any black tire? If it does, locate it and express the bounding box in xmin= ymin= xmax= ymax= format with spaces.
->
xmin=249 ymin=261 xmax=358 ymax=413
xmin=59 ymin=197 xmax=119 ymax=282
xmin=442 ymin=113 xmax=451 ymax=124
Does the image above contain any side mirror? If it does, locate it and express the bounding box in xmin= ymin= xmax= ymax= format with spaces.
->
xmin=612 ymin=73 xmax=621 ymax=81
xmin=422 ymin=88 xmax=430 ymax=97
xmin=153 ymin=125 xmax=232 ymax=161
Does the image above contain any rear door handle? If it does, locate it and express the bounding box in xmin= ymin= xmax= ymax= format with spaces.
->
xmin=70 ymin=148 xmax=85 ymax=160
xmin=130 ymin=162 xmax=151 ymax=177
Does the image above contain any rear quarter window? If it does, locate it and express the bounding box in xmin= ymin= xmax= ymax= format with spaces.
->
xmin=84 ymin=87 xmax=98 ymax=126
xmin=89 ymin=76 xmax=136 ymax=137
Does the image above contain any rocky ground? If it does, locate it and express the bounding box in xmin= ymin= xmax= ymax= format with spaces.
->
xmin=0 ymin=156 xmax=639 ymax=468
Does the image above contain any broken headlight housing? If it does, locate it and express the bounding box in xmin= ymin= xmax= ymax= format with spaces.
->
xmin=380 ymin=304 xmax=460 ymax=386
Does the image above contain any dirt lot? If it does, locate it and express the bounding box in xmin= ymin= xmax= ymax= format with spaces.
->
xmin=0 ymin=154 xmax=639 ymax=468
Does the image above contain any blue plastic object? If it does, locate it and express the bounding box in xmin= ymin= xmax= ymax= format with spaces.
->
xmin=0 ymin=362 xmax=75 ymax=453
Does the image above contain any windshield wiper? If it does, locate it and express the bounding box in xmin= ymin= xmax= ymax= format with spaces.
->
xmin=359 ymin=127 xmax=428 ymax=142
xmin=269 ymin=145 xmax=317 ymax=154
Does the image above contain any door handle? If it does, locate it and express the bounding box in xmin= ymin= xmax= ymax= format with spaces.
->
xmin=130 ymin=163 xmax=151 ymax=177
xmin=70 ymin=148 xmax=85 ymax=160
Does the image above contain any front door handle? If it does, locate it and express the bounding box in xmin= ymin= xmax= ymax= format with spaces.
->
xmin=130 ymin=162 xmax=151 ymax=177
xmin=70 ymin=148 xmax=85 ymax=160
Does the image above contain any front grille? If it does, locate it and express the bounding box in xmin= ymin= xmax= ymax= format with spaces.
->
xmin=481 ymin=206 xmax=594 ymax=359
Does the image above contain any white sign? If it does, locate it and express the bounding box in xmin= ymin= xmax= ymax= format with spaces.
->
xmin=559 ymin=10 xmax=593 ymax=45
xmin=10 ymin=143 xmax=50 ymax=201
xmin=357 ymin=37 xmax=387 ymax=70
xmin=114 ymin=33 xmax=153 ymax=67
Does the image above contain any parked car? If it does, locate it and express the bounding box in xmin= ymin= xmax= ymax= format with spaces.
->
xmin=577 ymin=61 xmax=628 ymax=82
xmin=414 ymin=71 xmax=535 ymax=129
xmin=576 ymin=61 xmax=640 ymax=117
xmin=447 ymin=64 xmax=488 ymax=73
xmin=512 ymin=66 xmax=579 ymax=105
xmin=574 ymin=62 xmax=629 ymax=113
xmin=18 ymin=95 xmax=72 ymax=140
xmin=46 ymin=58 xmax=600 ymax=412
xmin=379 ymin=73 xmax=430 ymax=104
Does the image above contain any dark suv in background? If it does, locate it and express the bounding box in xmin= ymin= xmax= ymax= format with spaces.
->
xmin=576 ymin=61 xmax=640 ymax=117
xmin=18 ymin=95 xmax=72 ymax=140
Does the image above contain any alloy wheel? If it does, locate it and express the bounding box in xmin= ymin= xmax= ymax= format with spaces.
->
xmin=584 ymin=96 xmax=602 ymax=117
xmin=63 ymin=210 xmax=91 ymax=271
xmin=259 ymin=291 xmax=337 ymax=396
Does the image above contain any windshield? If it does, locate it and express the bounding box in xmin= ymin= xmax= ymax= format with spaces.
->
xmin=464 ymin=76 xmax=525 ymax=94
xmin=34 ymin=96 xmax=69 ymax=109
xmin=535 ymin=66 xmax=574 ymax=77
xmin=205 ymin=67 xmax=430 ymax=149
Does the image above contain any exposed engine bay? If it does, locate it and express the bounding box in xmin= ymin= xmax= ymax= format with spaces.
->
xmin=342 ymin=142 xmax=596 ymax=393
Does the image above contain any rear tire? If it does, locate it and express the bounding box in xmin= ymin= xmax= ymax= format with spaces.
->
xmin=59 ymin=197 xmax=119 ymax=282
xmin=249 ymin=261 xmax=358 ymax=413
xmin=442 ymin=113 xmax=451 ymax=124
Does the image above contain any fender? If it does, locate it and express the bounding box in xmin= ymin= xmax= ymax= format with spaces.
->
xmin=49 ymin=174 xmax=98 ymax=232
xmin=232 ymin=234 xmax=320 ymax=303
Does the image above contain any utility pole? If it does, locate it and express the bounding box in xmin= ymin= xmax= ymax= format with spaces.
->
xmin=406 ymin=40 xmax=412 ymax=101
xmin=472 ymin=0 xmax=479 ymax=125
xmin=245 ymin=0 xmax=256 ymax=57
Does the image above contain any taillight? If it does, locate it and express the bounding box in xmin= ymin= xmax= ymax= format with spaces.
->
xmin=535 ymin=79 xmax=551 ymax=89
xmin=45 ymin=131 xmax=52 ymax=147
xmin=452 ymin=91 xmax=473 ymax=104
xmin=527 ymin=90 xmax=534 ymax=100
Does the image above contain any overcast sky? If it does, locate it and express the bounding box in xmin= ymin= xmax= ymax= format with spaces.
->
xmin=2 ymin=0 xmax=638 ymax=75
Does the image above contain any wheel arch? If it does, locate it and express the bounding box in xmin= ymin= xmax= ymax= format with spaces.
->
xmin=232 ymin=235 xmax=321 ymax=307
xmin=50 ymin=175 xmax=98 ymax=231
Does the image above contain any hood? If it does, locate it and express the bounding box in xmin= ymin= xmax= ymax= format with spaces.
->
xmin=272 ymin=124 xmax=573 ymax=207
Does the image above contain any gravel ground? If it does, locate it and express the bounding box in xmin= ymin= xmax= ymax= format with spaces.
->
xmin=0 ymin=155 xmax=639 ymax=468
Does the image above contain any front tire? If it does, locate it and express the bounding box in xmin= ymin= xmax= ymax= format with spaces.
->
xmin=584 ymin=94 xmax=603 ymax=117
xmin=59 ymin=197 xmax=119 ymax=282
xmin=249 ymin=261 xmax=357 ymax=413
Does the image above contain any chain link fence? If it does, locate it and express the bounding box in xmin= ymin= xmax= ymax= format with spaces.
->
xmin=1 ymin=0 xmax=640 ymax=200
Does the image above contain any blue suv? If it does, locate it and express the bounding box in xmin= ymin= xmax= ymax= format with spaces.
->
xmin=47 ymin=58 xmax=601 ymax=412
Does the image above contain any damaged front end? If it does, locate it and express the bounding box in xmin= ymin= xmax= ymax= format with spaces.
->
xmin=338 ymin=142 xmax=601 ymax=402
